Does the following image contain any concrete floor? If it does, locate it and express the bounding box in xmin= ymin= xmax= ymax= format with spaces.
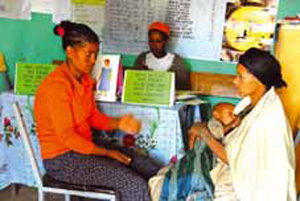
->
xmin=0 ymin=184 xmax=99 ymax=201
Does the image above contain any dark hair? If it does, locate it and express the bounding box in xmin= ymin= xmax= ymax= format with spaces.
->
xmin=239 ymin=48 xmax=287 ymax=89
xmin=148 ymin=30 xmax=169 ymax=41
xmin=54 ymin=21 xmax=99 ymax=50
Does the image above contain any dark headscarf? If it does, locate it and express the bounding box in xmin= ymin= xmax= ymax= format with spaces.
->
xmin=239 ymin=48 xmax=287 ymax=89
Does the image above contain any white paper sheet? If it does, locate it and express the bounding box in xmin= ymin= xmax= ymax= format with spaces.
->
xmin=53 ymin=0 xmax=71 ymax=23
xmin=168 ymin=0 xmax=227 ymax=60
xmin=94 ymin=54 xmax=120 ymax=102
xmin=104 ymin=0 xmax=169 ymax=54
xmin=53 ymin=0 xmax=105 ymax=39
xmin=31 ymin=0 xmax=54 ymax=14
xmin=104 ymin=0 xmax=226 ymax=60
xmin=0 ymin=0 xmax=31 ymax=20
xmin=71 ymin=1 xmax=106 ymax=39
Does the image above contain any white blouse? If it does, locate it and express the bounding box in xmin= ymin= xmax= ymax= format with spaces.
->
xmin=145 ymin=52 xmax=175 ymax=71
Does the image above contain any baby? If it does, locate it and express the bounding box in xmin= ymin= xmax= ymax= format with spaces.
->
xmin=189 ymin=102 xmax=237 ymax=149
xmin=149 ymin=102 xmax=238 ymax=201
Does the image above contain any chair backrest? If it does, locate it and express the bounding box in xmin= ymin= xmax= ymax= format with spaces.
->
xmin=13 ymin=102 xmax=43 ymax=187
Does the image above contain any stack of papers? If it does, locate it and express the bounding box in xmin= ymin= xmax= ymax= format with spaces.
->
xmin=175 ymin=91 xmax=207 ymax=105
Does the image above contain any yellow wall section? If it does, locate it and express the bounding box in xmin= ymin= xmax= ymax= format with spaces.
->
xmin=275 ymin=24 xmax=300 ymax=135
xmin=276 ymin=24 xmax=300 ymax=194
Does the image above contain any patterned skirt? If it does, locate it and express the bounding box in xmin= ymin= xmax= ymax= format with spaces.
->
xmin=43 ymin=138 xmax=162 ymax=201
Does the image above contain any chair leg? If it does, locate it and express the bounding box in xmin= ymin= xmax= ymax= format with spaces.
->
xmin=38 ymin=189 xmax=44 ymax=201
xmin=77 ymin=197 xmax=85 ymax=201
xmin=11 ymin=184 xmax=22 ymax=197
xmin=65 ymin=194 xmax=71 ymax=201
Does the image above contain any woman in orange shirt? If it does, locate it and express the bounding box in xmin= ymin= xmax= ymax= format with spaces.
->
xmin=34 ymin=21 xmax=161 ymax=201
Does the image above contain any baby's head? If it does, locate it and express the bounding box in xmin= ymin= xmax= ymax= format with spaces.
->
xmin=212 ymin=103 xmax=235 ymax=126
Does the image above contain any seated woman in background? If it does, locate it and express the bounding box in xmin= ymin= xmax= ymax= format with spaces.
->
xmin=134 ymin=21 xmax=191 ymax=90
xmin=34 ymin=21 xmax=161 ymax=201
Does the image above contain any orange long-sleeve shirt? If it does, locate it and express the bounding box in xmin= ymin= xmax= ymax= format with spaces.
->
xmin=34 ymin=64 xmax=113 ymax=159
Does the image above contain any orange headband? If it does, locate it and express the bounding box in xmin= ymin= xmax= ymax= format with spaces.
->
xmin=148 ymin=21 xmax=170 ymax=37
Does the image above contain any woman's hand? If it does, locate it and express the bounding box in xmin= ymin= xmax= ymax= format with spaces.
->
xmin=188 ymin=122 xmax=202 ymax=149
xmin=107 ymin=150 xmax=132 ymax=166
xmin=188 ymin=122 xmax=213 ymax=149
xmin=92 ymin=146 xmax=132 ymax=166
xmin=118 ymin=114 xmax=141 ymax=135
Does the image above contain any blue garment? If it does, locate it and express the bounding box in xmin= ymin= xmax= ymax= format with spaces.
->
xmin=98 ymin=68 xmax=111 ymax=91
xmin=160 ymin=141 xmax=214 ymax=201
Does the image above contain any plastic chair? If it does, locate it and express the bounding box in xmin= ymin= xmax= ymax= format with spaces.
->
xmin=13 ymin=102 xmax=116 ymax=201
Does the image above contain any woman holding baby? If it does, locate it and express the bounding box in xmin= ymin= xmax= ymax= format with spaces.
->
xmin=150 ymin=48 xmax=296 ymax=201
xmin=190 ymin=48 xmax=296 ymax=200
